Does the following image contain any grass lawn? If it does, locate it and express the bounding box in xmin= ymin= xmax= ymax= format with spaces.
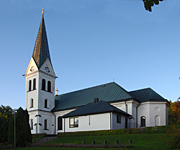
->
xmin=1 ymin=148 xmax=129 ymax=150
xmin=48 ymin=133 xmax=168 ymax=150
xmin=1 ymin=133 xmax=170 ymax=150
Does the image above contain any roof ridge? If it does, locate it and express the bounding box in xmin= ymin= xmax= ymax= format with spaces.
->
xmin=56 ymin=82 xmax=115 ymax=97
xmin=148 ymin=88 xmax=165 ymax=100
xmin=129 ymin=87 xmax=151 ymax=93
xmin=113 ymin=82 xmax=133 ymax=98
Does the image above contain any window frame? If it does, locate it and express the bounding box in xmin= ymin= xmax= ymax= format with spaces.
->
xmin=33 ymin=78 xmax=36 ymax=90
xmin=44 ymin=119 xmax=48 ymax=130
xmin=30 ymin=99 xmax=33 ymax=108
xmin=29 ymin=80 xmax=32 ymax=91
xmin=47 ymin=81 xmax=51 ymax=92
xmin=69 ymin=118 xmax=78 ymax=128
xmin=44 ymin=99 xmax=48 ymax=108
xmin=58 ymin=116 xmax=63 ymax=130
xmin=117 ymin=114 xmax=121 ymax=124
xmin=30 ymin=119 xmax=33 ymax=130
xmin=141 ymin=116 xmax=146 ymax=127
xmin=42 ymin=79 xmax=46 ymax=91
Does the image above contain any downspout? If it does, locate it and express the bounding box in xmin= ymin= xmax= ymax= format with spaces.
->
xmin=110 ymin=112 xmax=112 ymax=130
xmin=53 ymin=113 xmax=56 ymax=134
xmin=64 ymin=118 xmax=65 ymax=133
xmin=124 ymin=101 xmax=128 ymax=128
xmin=125 ymin=101 xmax=128 ymax=113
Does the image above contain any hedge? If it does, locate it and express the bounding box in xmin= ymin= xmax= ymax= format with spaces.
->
xmin=57 ymin=125 xmax=177 ymax=137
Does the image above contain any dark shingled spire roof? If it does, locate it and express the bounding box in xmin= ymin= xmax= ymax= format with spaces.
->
xmin=32 ymin=14 xmax=51 ymax=68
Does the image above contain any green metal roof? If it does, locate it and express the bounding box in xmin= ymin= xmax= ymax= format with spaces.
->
xmin=32 ymin=14 xmax=51 ymax=68
xmin=129 ymin=88 xmax=167 ymax=103
xmin=62 ymin=101 xmax=130 ymax=118
xmin=52 ymin=82 xmax=132 ymax=112
xmin=52 ymin=82 xmax=168 ymax=112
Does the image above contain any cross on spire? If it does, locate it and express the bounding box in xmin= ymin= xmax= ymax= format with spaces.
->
xmin=42 ymin=9 xmax=44 ymax=15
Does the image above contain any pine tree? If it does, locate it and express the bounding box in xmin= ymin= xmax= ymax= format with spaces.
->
xmin=8 ymin=117 xmax=14 ymax=144
xmin=23 ymin=109 xmax=32 ymax=146
xmin=8 ymin=107 xmax=32 ymax=147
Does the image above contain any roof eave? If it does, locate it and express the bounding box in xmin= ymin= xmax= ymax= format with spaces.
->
xmin=62 ymin=110 xmax=131 ymax=118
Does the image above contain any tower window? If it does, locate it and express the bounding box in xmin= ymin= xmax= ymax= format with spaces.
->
xmin=30 ymin=119 xmax=33 ymax=130
xmin=48 ymin=81 xmax=51 ymax=92
xmin=30 ymin=99 xmax=33 ymax=108
xmin=33 ymin=78 xmax=36 ymax=90
xmin=44 ymin=119 xmax=48 ymax=130
xmin=58 ymin=116 xmax=63 ymax=130
xmin=29 ymin=80 xmax=32 ymax=91
xmin=42 ymin=79 xmax=46 ymax=91
xmin=44 ymin=99 xmax=48 ymax=108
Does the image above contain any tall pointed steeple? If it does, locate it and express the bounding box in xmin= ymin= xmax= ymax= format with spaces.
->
xmin=32 ymin=11 xmax=51 ymax=68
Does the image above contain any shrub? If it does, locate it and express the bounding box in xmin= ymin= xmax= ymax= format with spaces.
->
xmin=58 ymin=126 xmax=169 ymax=137
xmin=166 ymin=124 xmax=180 ymax=149
xmin=32 ymin=133 xmax=46 ymax=142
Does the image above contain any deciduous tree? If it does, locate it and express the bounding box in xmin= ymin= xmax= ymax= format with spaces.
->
xmin=169 ymin=100 xmax=180 ymax=125
xmin=0 ymin=105 xmax=13 ymax=143
xmin=142 ymin=0 xmax=164 ymax=12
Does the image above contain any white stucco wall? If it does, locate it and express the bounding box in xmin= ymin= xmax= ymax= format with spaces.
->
xmin=63 ymin=113 xmax=111 ymax=132
xmin=38 ymin=72 xmax=55 ymax=111
xmin=29 ymin=110 xmax=55 ymax=134
xmin=54 ymin=109 xmax=76 ymax=134
xmin=110 ymin=100 xmax=139 ymax=128
xmin=112 ymin=113 xmax=126 ymax=129
xmin=138 ymin=102 xmax=168 ymax=127
xmin=110 ymin=101 xmax=127 ymax=113
xmin=25 ymin=58 xmax=56 ymax=134
xmin=25 ymin=73 xmax=39 ymax=111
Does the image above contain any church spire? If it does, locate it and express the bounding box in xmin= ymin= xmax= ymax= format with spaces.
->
xmin=32 ymin=11 xmax=51 ymax=68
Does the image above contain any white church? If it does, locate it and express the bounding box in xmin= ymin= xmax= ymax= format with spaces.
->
xmin=24 ymin=13 xmax=169 ymax=135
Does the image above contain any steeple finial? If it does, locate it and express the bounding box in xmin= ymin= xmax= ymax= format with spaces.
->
xmin=42 ymin=9 xmax=44 ymax=15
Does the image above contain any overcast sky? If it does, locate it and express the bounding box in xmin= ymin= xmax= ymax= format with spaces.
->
xmin=0 ymin=0 xmax=180 ymax=109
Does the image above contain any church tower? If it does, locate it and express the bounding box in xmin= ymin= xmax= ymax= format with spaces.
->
xmin=24 ymin=11 xmax=56 ymax=134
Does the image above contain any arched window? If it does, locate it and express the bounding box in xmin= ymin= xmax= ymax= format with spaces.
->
xmin=44 ymin=119 xmax=48 ymax=130
xmin=30 ymin=99 xmax=33 ymax=108
xmin=44 ymin=99 xmax=48 ymax=108
xmin=42 ymin=79 xmax=46 ymax=91
xmin=58 ymin=116 xmax=63 ymax=130
xmin=33 ymin=78 xmax=36 ymax=90
xmin=48 ymin=81 xmax=51 ymax=92
xmin=30 ymin=119 xmax=33 ymax=130
xmin=141 ymin=116 xmax=146 ymax=127
xmin=29 ymin=80 xmax=32 ymax=91
xmin=155 ymin=115 xmax=160 ymax=126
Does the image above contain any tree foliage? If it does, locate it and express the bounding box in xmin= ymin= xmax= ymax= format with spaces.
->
xmin=166 ymin=125 xmax=180 ymax=149
xmin=0 ymin=105 xmax=32 ymax=147
xmin=0 ymin=105 xmax=13 ymax=143
xmin=169 ymin=100 xmax=180 ymax=125
xmin=8 ymin=107 xmax=32 ymax=147
xmin=142 ymin=0 xmax=164 ymax=12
